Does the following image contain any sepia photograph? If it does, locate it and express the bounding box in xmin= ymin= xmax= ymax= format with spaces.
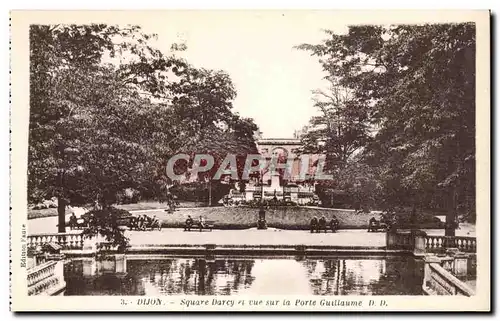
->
xmin=10 ymin=10 xmax=490 ymax=311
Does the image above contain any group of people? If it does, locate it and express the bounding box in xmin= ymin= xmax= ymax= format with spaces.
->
xmin=310 ymin=215 xmax=339 ymax=233
xmin=68 ymin=213 xmax=85 ymax=230
xmin=184 ymin=215 xmax=206 ymax=231
xmin=368 ymin=213 xmax=396 ymax=232
xmin=129 ymin=214 xmax=161 ymax=231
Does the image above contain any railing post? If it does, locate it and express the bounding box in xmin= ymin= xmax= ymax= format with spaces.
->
xmin=115 ymin=254 xmax=127 ymax=275
xmin=412 ymin=230 xmax=427 ymax=257
xmin=453 ymin=253 xmax=469 ymax=277
xmin=386 ymin=230 xmax=397 ymax=249
xmin=422 ymin=256 xmax=441 ymax=294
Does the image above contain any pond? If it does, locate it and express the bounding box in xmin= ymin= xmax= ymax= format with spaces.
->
xmin=63 ymin=255 xmax=424 ymax=296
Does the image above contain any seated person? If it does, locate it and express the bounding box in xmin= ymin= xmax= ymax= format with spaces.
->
xmin=368 ymin=217 xmax=378 ymax=232
xmin=198 ymin=215 xmax=205 ymax=229
xmin=185 ymin=215 xmax=194 ymax=229
xmin=310 ymin=216 xmax=318 ymax=233
xmin=129 ymin=216 xmax=137 ymax=229
xmin=330 ymin=216 xmax=339 ymax=231
xmin=318 ymin=216 xmax=327 ymax=232
xmin=69 ymin=213 xmax=78 ymax=229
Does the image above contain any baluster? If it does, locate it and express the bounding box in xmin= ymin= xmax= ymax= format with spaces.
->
xmin=67 ymin=235 xmax=73 ymax=248
xmin=72 ymin=235 xmax=77 ymax=248
xmin=62 ymin=234 xmax=67 ymax=248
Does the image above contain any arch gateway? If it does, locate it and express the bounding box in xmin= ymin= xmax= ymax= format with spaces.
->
xmin=225 ymin=138 xmax=323 ymax=204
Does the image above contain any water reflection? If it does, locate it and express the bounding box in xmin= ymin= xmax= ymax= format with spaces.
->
xmin=299 ymin=257 xmax=424 ymax=295
xmin=64 ymin=256 xmax=423 ymax=296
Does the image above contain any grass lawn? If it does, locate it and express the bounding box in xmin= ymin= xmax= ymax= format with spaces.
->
xmin=27 ymin=207 xmax=74 ymax=220
xmin=27 ymin=201 xmax=444 ymax=230
xmin=139 ymin=206 xmax=443 ymax=230
xmin=26 ymin=201 xmax=201 ymax=220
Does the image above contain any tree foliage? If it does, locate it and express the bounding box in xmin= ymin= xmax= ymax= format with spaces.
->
xmin=29 ymin=24 xmax=259 ymax=235
xmin=298 ymin=23 xmax=476 ymax=225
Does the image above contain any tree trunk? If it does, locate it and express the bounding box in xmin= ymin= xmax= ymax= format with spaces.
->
xmin=410 ymin=203 xmax=417 ymax=231
xmin=445 ymin=188 xmax=457 ymax=237
xmin=57 ymin=196 xmax=66 ymax=233
xmin=208 ymin=180 xmax=212 ymax=207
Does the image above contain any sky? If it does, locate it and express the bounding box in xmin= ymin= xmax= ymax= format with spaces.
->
xmin=137 ymin=11 xmax=349 ymax=138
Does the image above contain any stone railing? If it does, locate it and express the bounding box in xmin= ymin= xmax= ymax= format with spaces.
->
xmin=27 ymin=260 xmax=66 ymax=296
xmin=387 ymin=230 xmax=476 ymax=256
xmin=386 ymin=231 xmax=425 ymax=256
xmin=386 ymin=230 xmax=420 ymax=252
xmin=27 ymin=232 xmax=84 ymax=250
xmin=422 ymin=257 xmax=475 ymax=296
xmin=425 ymin=235 xmax=476 ymax=253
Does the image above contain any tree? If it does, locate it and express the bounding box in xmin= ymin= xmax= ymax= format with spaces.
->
xmin=299 ymin=78 xmax=371 ymax=171
xmin=29 ymin=24 xmax=189 ymax=232
xmin=298 ymin=23 xmax=475 ymax=235
xmin=29 ymin=24 xmax=260 ymax=234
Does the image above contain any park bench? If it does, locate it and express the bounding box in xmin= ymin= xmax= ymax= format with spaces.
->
xmin=367 ymin=219 xmax=389 ymax=232
xmin=184 ymin=220 xmax=216 ymax=232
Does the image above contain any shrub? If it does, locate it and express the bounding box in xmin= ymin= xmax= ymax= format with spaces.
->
xmin=81 ymin=207 xmax=131 ymax=252
xmin=115 ymin=188 xmax=141 ymax=204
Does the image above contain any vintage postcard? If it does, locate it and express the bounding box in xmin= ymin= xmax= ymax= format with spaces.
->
xmin=10 ymin=10 xmax=490 ymax=312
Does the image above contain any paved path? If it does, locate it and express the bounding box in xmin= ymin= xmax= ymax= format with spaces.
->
xmin=124 ymin=228 xmax=387 ymax=247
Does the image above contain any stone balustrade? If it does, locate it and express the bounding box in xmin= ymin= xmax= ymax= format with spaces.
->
xmin=425 ymin=235 xmax=476 ymax=253
xmin=27 ymin=260 xmax=66 ymax=296
xmin=387 ymin=230 xmax=476 ymax=256
xmin=422 ymin=257 xmax=475 ymax=296
xmin=27 ymin=232 xmax=84 ymax=250
xmin=386 ymin=231 xmax=416 ymax=251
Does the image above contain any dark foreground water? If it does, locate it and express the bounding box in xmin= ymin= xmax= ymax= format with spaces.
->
xmin=64 ymin=255 xmax=424 ymax=296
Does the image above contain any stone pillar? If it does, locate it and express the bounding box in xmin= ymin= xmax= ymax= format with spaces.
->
xmin=54 ymin=260 xmax=65 ymax=281
xmin=115 ymin=254 xmax=127 ymax=277
xmin=386 ymin=231 xmax=397 ymax=249
xmin=82 ymin=258 xmax=97 ymax=276
xmin=423 ymin=256 xmax=441 ymax=292
xmin=413 ymin=235 xmax=426 ymax=257
xmin=257 ymin=208 xmax=267 ymax=230
xmin=411 ymin=230 xmax=427 ymax=256
xmin=453 ymin=253 xmax=469 ymax=277
xmin=270 ymin=174 xmax=281 ymax=191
